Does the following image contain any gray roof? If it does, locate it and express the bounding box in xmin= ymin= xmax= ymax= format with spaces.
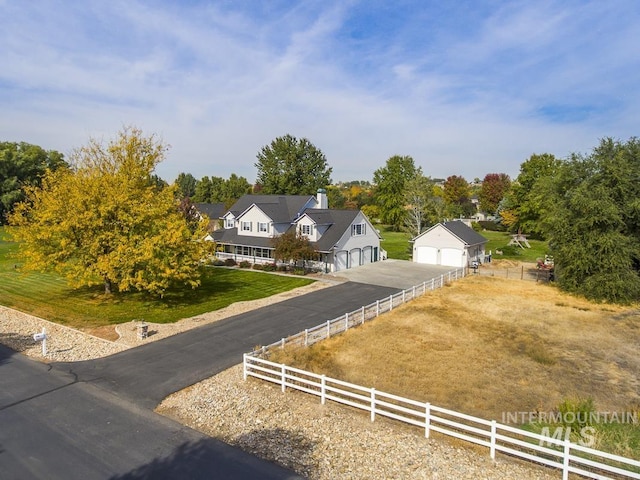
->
xmin=194 ymin=203 xmax=226 ymax=220
xmin=303 ymin=209 xmax=361 ymax=252
xmin=228 ymin=195 xmax=315 ymax=223
xmin=211 ymin=228 xmax=274 ymax=248
xmin=442 ymin=221 xmax=487 ymax=246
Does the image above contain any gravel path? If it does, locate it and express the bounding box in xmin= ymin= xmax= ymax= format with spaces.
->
xmin=1 ymin=280 xmax=558 ymax=480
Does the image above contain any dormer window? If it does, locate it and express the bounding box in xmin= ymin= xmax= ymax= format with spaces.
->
xmin=241 ymin=221 xmax=252 ymax=232
xmin=225 ymin=218 xmax=235 ymax=228
xmin=352 ymin=223 xmax=365 ymax=236
xmin=258 ymin=222 xmax=269 ymax=233
xmin=301 ymin=224 xmax=312 ymax=235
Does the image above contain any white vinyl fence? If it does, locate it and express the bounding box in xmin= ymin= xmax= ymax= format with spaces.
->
xmin=253 ymin=268 xmax=466 ymax=355
xmin=243 ymin=356 xmax=640 ymax=480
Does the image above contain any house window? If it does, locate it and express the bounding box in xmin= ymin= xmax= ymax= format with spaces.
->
xmin=258 ymin=222 xmax=269 ymax=233
xmin=255 ymin=247 xmax=273 ymax=258
xmin=301 ymin=224 xmax=312 ymax=235
xmin=225 ymin=218 xmax=235 ymax=228
xmin=237 ymin=246 xmax=251 ymax=256
xmin=241 ymin=221 xmax=252 ymax=232
xmin=351 ymin=223 xmax=366 ymax=236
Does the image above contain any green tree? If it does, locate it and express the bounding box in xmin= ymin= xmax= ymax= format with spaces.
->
xmin=543 ymin=137 xmax=640 ymax=303
xmin=271 ymin=230 xmax=317 ymax=267
xmin=224 ymin=173 xmax=252 ymax=207
xmin=0 ymin=142 xmax=67 ymax=224
xmin=373 ymin=155 xmax=418 ymax=230
xmin=442 ymin=175 xmax=474 ymax=218
xmin=174 ymin=172 xmax=197 ymax=199
xmin=508 ymin=153 xmax=561 ymax=236
xmin=403 ymin=173 xmax=439 ymax=237
xmin=8 ymin=128 xmax=208 ymax=296
xmin=255 ymin=134 xmax=332 ymax=195
xmin=478 ymin=173 xmax=511 ymax=214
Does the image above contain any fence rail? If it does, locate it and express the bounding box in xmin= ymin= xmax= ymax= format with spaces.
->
xmin=243 ymin=355 xmax=640 ymax=480
xmin=253 ymin=268 xmax=466 ymax=355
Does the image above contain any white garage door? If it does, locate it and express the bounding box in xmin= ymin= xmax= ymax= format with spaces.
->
xmin=349 ymin=249 xmax=361 ymax=268
xmin=335 ymin=251 xmax=348 ymax=271
xmin=362 ymin=246 xmax=372 ymax=264
xmin=441 ymin=248 xmax=463 ymax=267
xmin=416 ymin=246 xmax=438 ymax=264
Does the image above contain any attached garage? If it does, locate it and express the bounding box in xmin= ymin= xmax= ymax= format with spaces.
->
xmin=412 ymin=221 xmax=487 ymax=268
xmin=362 ymin=246 xmax=373 ymax=264
xmin=349 ymin=248 xmax=361 ymax=268
xmin=335 ymin=250 xmax=348 ymax=271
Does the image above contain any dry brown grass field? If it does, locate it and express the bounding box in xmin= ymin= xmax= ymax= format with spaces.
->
xmin=271 ymin=276 xmax=640 ymax=423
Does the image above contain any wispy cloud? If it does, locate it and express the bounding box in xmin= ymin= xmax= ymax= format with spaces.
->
xmin=1 ymin=0 xmax=638 ymax=183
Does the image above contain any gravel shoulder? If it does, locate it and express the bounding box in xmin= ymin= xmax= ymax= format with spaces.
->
xmin=0 ymin=274 xmax=558 ymax=480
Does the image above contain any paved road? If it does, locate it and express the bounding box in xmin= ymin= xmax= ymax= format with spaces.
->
xmin=2 ymin=281 xmax=399 ymax=479
xmin=0 ymin=344 xmax=302 ymax=480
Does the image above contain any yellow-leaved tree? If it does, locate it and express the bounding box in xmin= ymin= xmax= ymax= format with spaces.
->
xmin=8 ymin=127 xmax=209 ymax=296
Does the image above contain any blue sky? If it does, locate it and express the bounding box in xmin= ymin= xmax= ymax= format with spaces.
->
xmin=1 ymin=0 xmax=638 ymax=183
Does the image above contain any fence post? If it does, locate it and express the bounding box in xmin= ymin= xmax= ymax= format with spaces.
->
xmin=389 ymin=294 xmax=393 ymax=311
xmin=321 ymin=375 xmax=326 ymax=405
xmin=425 ymin=402 xmax=431 ymax=438
xmin=281 ymin=364 xmax=286 ymax=393
xmin=423 ymin=281 xmax=426 ymax=294
xmin=412 ymin=285 xmax=416 ymax=299
xmin=345 ymin=312 xmax=349 ymax=331
xmin=402 ymin=290 xmax=405 ymax=303
xmin=376 ymin=300 xmax=379 ymax=316
xmin=490 ymin=420 xmax=496 ymax=460
xmin=243 ymin=354 xmax=248 ymax=380
xmin=281 ymin=338 xmax=285 ymax=349
xmin=327 ymin=320 xmax=331 ymax=338
xmin=562 ymin=439 xmax=570 ymax=480
xmin=440 ymin=274 xmax=444 ymax=287
xmin=304 ymin=329 xmax=308 ymax=346
xmin=370 ymin=388 xmax=376 ymax=422
xmin=431 ymin=278 xmax=435 ymax=290
xmin=361 ymin=306 xmax=365 ymax=324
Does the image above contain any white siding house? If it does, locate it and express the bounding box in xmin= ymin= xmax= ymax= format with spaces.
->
xmin=412 ymin=221 xmax=487 ymax=268
xmin=212 ymin=190 xmax=383 ymax=272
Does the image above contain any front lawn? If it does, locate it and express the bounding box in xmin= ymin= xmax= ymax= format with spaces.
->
xmin=0 ymin=228 xmax=313 ymax=329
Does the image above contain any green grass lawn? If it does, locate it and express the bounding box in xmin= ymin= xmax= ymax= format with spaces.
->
xmin=379 ymin=226 xmax=412 ymax=260
xmin=0 ymin=228 xmax=313 ymax=328
xmin=480 ymin=230 xmax=550 ymax=263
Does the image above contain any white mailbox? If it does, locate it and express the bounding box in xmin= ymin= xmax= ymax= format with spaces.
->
xmin=33 ymin=332 xmax=47 ymax=342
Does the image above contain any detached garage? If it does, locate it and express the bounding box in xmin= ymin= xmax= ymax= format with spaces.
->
xmin=412 ymin=221 xmax=487 ymax=268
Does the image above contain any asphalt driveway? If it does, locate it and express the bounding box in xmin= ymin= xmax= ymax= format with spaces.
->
xmin=54 ymin=282 xmax=399 ymax=409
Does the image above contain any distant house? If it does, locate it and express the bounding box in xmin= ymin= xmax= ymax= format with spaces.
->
xmin=211 ymin=190 xmax=384 ymax=272
xmin=412 ymin=221 xmax=487 ymax=268
xmin=193 ymin=203 xmax=226 ymax=236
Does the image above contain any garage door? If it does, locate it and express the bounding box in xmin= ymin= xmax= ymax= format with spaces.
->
xmin=416 ymin=246 xmax=438 ymax=264
xmin=335 ymin=251 xmax=348 ymax=271
xmin=441 ymin=248 xmax=463 ymax=267
xmin=362 ymin=246 xmax=372 ymax=264
xmin=349 ymin=248 xmax=361 ymax=268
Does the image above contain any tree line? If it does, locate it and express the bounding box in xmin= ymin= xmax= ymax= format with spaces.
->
xmin=2 ymin=128 xmax=639 ymax=303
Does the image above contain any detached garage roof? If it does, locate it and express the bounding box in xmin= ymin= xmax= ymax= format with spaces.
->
xmin=414 ymin=221 xmax=487 ymax=246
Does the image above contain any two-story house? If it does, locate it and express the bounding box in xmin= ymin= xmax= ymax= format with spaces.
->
xmin=211 ymin=190 xmax=383 ymax=272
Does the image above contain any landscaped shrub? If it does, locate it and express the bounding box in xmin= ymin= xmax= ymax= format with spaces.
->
xmin=212 ymin=259 xmax=226 ymax=266
xmin=277 ymin=265 xmax=289 ymax=272
xmin=224 ymin=258 xmax=237 ymax=266
xmin=262 ymin=263 xmax=277 ymax=272
xmin=239 ymin=260 xmax=252 ymax=268
xmin=293 ymin=268 xmax=306 ymax=275
xmin=252 ymin=263 xmax=264 ymax=270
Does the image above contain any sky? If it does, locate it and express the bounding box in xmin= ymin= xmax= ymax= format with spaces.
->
xmin=1 ymin=0 xmax=639 ymax=184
